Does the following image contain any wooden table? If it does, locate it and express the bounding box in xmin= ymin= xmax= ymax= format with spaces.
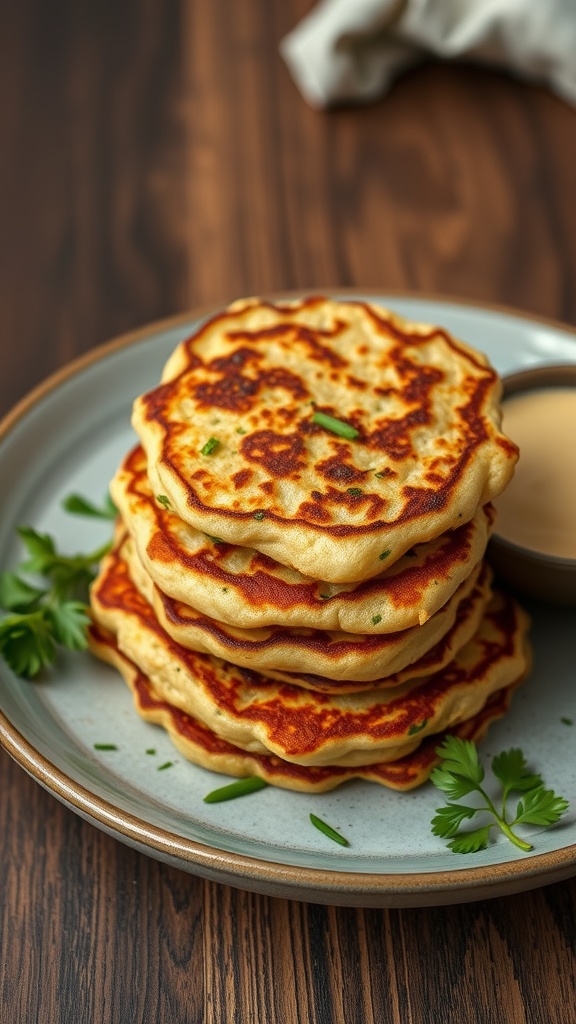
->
xmin=2 ymin=2 xmax=576 ymax=1020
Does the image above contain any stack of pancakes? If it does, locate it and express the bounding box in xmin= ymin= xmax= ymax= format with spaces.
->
xmin=89 ymin=297 xmax=530 ymax=792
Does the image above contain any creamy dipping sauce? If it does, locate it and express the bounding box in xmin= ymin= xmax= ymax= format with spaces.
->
xmin=494 ymin=387 xmax=576 ymax=559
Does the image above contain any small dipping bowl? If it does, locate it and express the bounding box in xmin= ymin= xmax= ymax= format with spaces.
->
xmin=489 ymin=363 xmax=576 ymax=606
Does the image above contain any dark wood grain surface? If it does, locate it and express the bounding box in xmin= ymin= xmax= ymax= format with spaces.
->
xmin=2 ymin=2 xmax=576 ymax=1021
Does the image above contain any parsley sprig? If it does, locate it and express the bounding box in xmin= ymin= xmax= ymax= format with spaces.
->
xmin=0 ymin=500 xmax=114 ymax=679
xmin=430 ymin=737 xmax=569 ymax=854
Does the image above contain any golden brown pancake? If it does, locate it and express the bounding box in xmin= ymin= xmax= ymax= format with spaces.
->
xmin=132 ymin=296 xmax=518 ymax=582
xmin=123 ymin=532 xmax=490 ymax=683
xmin=89 ymin=538 xmax=530 ymax=768
xmin=112 ymin=444 xmax=495 ymax=632
xmin=89 ymin=620 xmax=520 ymax=792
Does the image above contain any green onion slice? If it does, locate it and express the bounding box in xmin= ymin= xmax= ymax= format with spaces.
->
xmin=200 ymin=437 xmax=221 ymax=456
xmin=203 ymin=776 xmax=268 ymax=803
xmin=311 ymin=412 xmax=359 ymax=440
xmin=309 ymin=813 xmax=350 ymax=847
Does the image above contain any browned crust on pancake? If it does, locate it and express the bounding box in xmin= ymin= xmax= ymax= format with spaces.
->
xmin=89 ymin=540 xmax=530 ymax=767
xmin=112 ymin=444 xmax=495 ymax=632
xmin=88 ymin=622 xmax=521 ymax=792
xmin=132 ymin=297 xmax=518 ymax=582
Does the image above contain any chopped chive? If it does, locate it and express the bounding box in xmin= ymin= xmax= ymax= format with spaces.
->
xmin=94 ymin=743 xmax=118 ymax=751
xmin=236 ymin=427 xmax=247 ymax=435
xmin=156 ymin=495 xmax=171 ymax=510
xmin=319 ymin=593 xmax=331 ymax=600
xmin=145 ymin=748 xmax=157 ymax=755
xmin=379 ymin=549 xmax=392 ymax=561
xmin=200 ymin=437 xmax=221 ymax=456
xmin=206 ymin=534 xmax=224 ymax=545
xmin=311 ymin=412 xmax=359 ymax=440
xmin=157 ymin=761 xmax=174 ymax=771
xmin=374 ymin=471 xmax=385 ymax=479
xmin=408 ymin=719 xmax=428 ymax=736
xmin=561 ymin=717 xmax=573 ymax=726
xmin=372 ymin=614 xmax=382 ymax=625
xmin=253 ymin=511 xmax=265 ymax=521
xmin=203 ymin=776 xmax=268 ymax=803
xmin=309 ymin=813 xmax=350 ymax=847
xmin=347 ymin=487 xmax=363 ymax=497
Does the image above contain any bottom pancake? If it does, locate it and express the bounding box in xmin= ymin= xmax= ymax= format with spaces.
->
xmin=89 ymin=621 xmax=522 ymax=793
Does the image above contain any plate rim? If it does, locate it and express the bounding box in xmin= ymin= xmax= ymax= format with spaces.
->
xmin=1 ymin=290 xmax=576 ymax=907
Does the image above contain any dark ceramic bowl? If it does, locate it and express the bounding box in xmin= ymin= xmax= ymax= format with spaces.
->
xmin=488 ymin=364 xmax=576 ymax=606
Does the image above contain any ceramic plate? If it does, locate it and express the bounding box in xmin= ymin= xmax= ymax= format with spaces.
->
xmin=1 ymin=294 xmax=576 ymax=908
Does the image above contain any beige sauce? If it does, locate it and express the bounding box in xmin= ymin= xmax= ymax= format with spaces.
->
xmin=495 ymin=387 xmax=576 ymax=559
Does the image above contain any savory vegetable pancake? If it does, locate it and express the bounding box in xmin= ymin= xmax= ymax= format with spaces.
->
xmin=89 ymin=538 xmax=530 ymax=769
xmin=132 ymin=296 xmax=518 ymax=583
xmin=89 ymin=620 xmax=520 ymax=792
xmin=123 ymin=532 xmax=489 ymax=682
xmin=112 ymin=444 xmax=495 ymax=632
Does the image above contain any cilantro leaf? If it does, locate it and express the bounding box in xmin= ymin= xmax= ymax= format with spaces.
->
xmin=61 ymin=493 xmax=117 ymax=520
xmin=0 ymin=572 xmax=46 ymax=612
xmin=430 ymin=738 xmax=569 ymax=855
xmin=514 ymin=787 xmax=570 ymax=827
xmin=0 ymin=495 xmax=114 ymax=679
xmin=492 ymin=748 xmax=542 ymax=801
xmin=446 ymin=826 xmax=493 ymax=855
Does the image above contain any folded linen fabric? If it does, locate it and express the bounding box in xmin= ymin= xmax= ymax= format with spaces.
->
xmin=280 ymin=0 xmax=576 ymax=108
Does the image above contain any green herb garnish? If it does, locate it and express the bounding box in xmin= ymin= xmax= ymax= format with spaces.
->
xmin=200 ymin=437 xmax=221 ymax=456
xmin=253 ymin=511 xmax=265 ymax=521
xmin=561 ymin=717 xmax=573 ymax=726
xmin=206 ymin=535 xmax=224 ymax=545
xmin=379 ymin=549 xmax=392 ymax=561
xmin=157 ymin=761 xmax=174 ymax=771
xmin=203 ymin=777 xmax=268 ymax=803
xmin=156 ymin=495 xmax=171 ymax=511
xmin=0 ymin=526 xmax=112 ymax=679
xmin=371 ymin=614 xmax=382 ymax=625
xmin=311 ymin=412 xmax=359 ymax=440
xmin=430 ymin=738 xmax=569 ymax=854
xmin=146 ymin=748 xmax=157 ymax=755
xmin=94 ymin=743 xmax=118 ymax=751
xmin=62 ymin=493 xmax=117 ymax=520
xmin=408 ymin=719 xmax=428 ymax=736
xmin=347 ymin=487 xmax=363 ymax=497
xmin=309 ymin=813 xmax=350 ymax=847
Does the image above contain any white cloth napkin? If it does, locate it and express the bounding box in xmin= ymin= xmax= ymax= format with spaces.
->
xmin=280 ymin=0 xmax=576 ymax=108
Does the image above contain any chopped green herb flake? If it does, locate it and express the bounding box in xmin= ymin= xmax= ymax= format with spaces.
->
xmin=379 ymin=549 xmax=392 ymax=561
xmin=408 ymin=719 xmax=428 ymax=736
xmin=319 ymin=593 xmax=331 ymax=600
xmin=309 ymin=813 xmax=350 ymax=847
xmin=94 ymin=743 xmax=118 ymax=751
xmin=204 ymin=776 xmax=268 ymax=803
xmin=311 ymin=411 xmax=359 ymax=440
xmin=156 ymin=495 xmax=171 ymax=510
xmin=157 ymin=761 xmax=174 ymax=771
xmin=374 ymin=471 xmax=385 ymax=479
xmin=253 ymin=511 xmax=265 ymax=521
xmin=200 ymin=437 xmax=220 ymax=456
xmin=206 ymin=535 xmax=224 ymax=545
xmin=145 ymin=748 xmax=156 ymax=755
xmin=347 ymin=487 xmax=363 ymax=497
xmin=236 ymin=427 xmax=247 ymax=435
xmin=561 ymin=717 xmax=573 ymax=726
xmin=371 ymin=614 xmax=382 ymax=625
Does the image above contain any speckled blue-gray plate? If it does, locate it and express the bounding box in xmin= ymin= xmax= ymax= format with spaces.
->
xmin=1 ymin=294 xmax=575 ymax=908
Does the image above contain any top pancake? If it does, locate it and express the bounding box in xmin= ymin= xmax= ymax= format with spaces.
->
xmin=132 ymin=296 xmax=518 ymax=583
